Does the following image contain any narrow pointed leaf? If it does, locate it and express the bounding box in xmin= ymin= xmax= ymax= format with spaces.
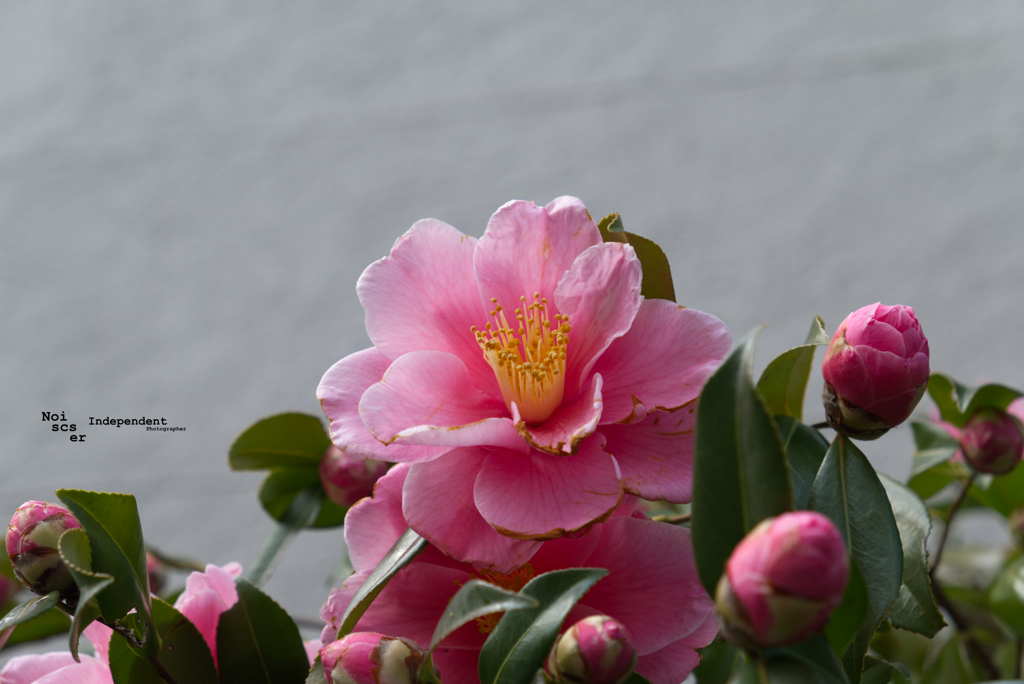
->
xmin=259 ymin=467 xmax=346 ymax=529
xmin=823 ymin=560 xmax=867 ymax=657
xmin=2 ymin=605 xmax=70 ymax=648
xmin=56 ymin=489 xmax=154 ymax=655
xmin=478 ymin=568 xmax=607 ymax=684
xmin=217 ymin=578 xmax=308 ymax=684
xmin=229 ymin=413 xmax=332 ymax=471
xmin=0 ymin=592 xmax=60 ymax=653
xmin=909 ymin=421 xmax=960 ymax=477
xmin=336 ymin=527 xmax=428 ymax=639
xmin=807 ymin=437 xmax=902 ymax=684
xmin=109 ymin=597 xmax=218 ymax=684
xmin=58 ymin=527 xmax=115 ymax=661
xmin=693 ymin=328 xmax=793 ymax=594
xmin=776 ymin=416 xmax=829 ymax=510
xmin=757 ymin=316 xmax=829 ymax=421
xmin=247 ymin=485 xmax=325 ymax=587
xmin=879 ymin=474 xmax=945 ymax=637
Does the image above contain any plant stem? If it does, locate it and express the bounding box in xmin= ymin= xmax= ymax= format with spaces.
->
xmin=149 ymin=655 xmax=180 ymax=684
xmin=811 ymin=421 xmax=830 ymax=430
xmin=99 ymin=617 xmax=145 ymax=648
xmin=930 ymin=472 xmax=976 ymax=572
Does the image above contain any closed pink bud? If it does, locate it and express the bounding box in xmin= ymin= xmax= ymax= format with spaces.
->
xmin=146 ymin=551 xmax=166 ymax=595
xmin=319 ymin=447 xmax=389 ymax=509
xmin=548 ymin=615 xmax=637 ymax=684
xmin=320 ymin=632 xmax=431 ymax=684
xmin=821 ymin=303 xmax=929 ymax=440
xmin=960 ymin=408 xmax=1024 ymax=475
xmin=716 ymin=512 xmax=849 ymax=649
xmin=5 ymin=501 xmax=82 ymax=600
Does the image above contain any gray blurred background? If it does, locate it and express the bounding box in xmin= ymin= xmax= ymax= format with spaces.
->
xmin=3 ymin=0 xmax=1024 ymax=663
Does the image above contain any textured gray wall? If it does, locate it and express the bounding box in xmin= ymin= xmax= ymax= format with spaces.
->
xmin=3 ymin=0 xmax=1024 ymax=664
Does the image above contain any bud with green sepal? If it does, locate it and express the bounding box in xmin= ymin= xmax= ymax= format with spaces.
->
xmin=960 ymin=407 xmax=1024 ymax=475
xmin=5 ymin=500 xmax=82 ymax=602
xmin=321 ymin=632 xmax=433 ymax=684
xmin=547 ymin=615 xmax=637 ymax=684
xmin=319 ymin=446 xmax=390 ymax=509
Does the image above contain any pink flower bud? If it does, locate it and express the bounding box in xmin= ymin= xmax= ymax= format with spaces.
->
xmin=146 ymin=551 xmax=165 ymax=595
xmin=5 ymin=501 xmax=82 ymax=600
xmin=320 ymin=632 xmax=431 ymax=684
xmin=821 ymin=303 xmax=929 ymax=440
xmin=548 ymin=615 xmax=637 ymax=684
xmin=715 ymin=512 xmax=849 ymax=649
xmin=960 ymin=408 xmax=1024 ymax=475
xmin=319 ymin=446 xmax=389 ymax=509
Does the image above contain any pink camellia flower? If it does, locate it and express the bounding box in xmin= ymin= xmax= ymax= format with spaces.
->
xmin=173 ymin=562 xmax=243 ymax=667
xmin=6 ymin=501 xmax=82 ymax=599
xmin=0 ymin=622 xmax=114 ymax=684
xmin=960 ymin=408 xmax=1024 ymax=475
xmin=320 ymin=632 xmax=432 ymax=684
xmin=317 ymin=197 xmax=731 ymax=570
xmin=319 ymin=446 xmax=390 ymax=509
xmin=320 ymin=465 xmax=716 ymax=684
xmin=715 ymin=512 xmax=849 ymax=650
xmin=548 ymin=615 xmax=637 ymax=684
xmin=822 ymin=303 xmax=929 ymax=440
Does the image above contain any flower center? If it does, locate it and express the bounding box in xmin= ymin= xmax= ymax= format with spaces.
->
xmin=473 ymin=563 xmax=536 ymax=634
xmin=473 ymin=293 xmax=570 ymax=424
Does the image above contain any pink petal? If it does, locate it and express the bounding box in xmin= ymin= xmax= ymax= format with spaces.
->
xmin=634 ymin=613 xmax=719 ymax=684
xmin=357 ymin=219 xmax=495 ymax=390
xmin=0 ymin=654 xmax=113 ymax=684
xmin=474 ymin=437 xmax=622 ymax=540
xmin=173 ymin=563 xmax=241 ymax=668
xmin=403 ymin=449 xmax=541 ymax=572
xmin=580 ymin=517 xmax=713 ymax=654
xmin=317 ymin=348 xmax=447 ymax=463
xmin=515 ymin=374 xmax=603 ymax=456
xmin=594 ymin=300 xmax=732 ymax=424
xmin=553 ymin=242 xmax=643 ymax=393
xmin=474 ymin=197 xmax=600 ymax=317
xmin=599 ymin=407 xmax=697 ymax=503
xmin=359 ymin=351 xmax=526 ymax=452
xmin=83 ymin=621 xmax=113 ymax=666
xmin=303 ymin=640 xmax=321 ymax=666
xmin=344 ymin=464 xmax=412 ymax=573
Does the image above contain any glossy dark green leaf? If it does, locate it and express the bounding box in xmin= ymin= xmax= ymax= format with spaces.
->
xmin=988 ymin=555 xmax=1024 ymax=636
xmin=807 ymin=437 xmax=902 ymax=684
xmin=2 ymin=605 xmax=70 ymax=647
xmin=694 ymin=639 xmax=743 ymax=684
xmin=919 ymin=636 xmax=977 ymax=684
xmin=58 ymin=527 xmax=115 ymax=661
xmin=967 ymin=464 xmax=1024 ymax=517
xmin=305 ymin=656 xmax=328 ymax=684
xmin=824 ymin=561 xmax=867 ymax=657
xmin=693 ymin=328 xmax=793 ymax=594
xmin=0 ymin=591 xmax=60 ymax=652
xmin=478 ymin=568 xmax=607 ymax=684
xmin=928 ymin=374 xmax=1023 ymax=428
xmin=878 ymin=475 xmax=945 ymax=637
xmin=248 ymin=485 xmax=326 ymax=587
xmin=861 ymin=656 xmax=897 ymax=684
xmin=109 ymin=597 xmax=218 ymax=684
xmin=335 ymin=527 xmax=428 ymax=639
xmin=217 ymin=578 xmax=309 ymax=684
xmin=909 ymin=421 xmax=961 ymax=478
xmin=756 ymin=317 xmax=829 ymax=422
xmin=229 ymin=412 xmax=331 ymax=471
xmin=774 ymin=634 xmax=850 ymax=684
xmin=907 ymin=461 xmax=964 ymax=502
xmin=596 ymin=213 xmax=675 ymax=301
xmin=259 ymin=467 xmax=346 ymax=529
xmin=776 ymin=416 xmax=829 ymax=510
xmin=56 ymin=489 xmax=154 ymax=655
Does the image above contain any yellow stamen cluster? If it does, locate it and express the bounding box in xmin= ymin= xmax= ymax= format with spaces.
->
xmin=473 ymin=563 xmax=537 ymax=634
xmin=473 ymin=293 xmax=570 ymax=424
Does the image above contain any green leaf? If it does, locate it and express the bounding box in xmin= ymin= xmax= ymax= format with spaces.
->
xmin=56 ymin=489 xmax=154 ymax=655
xmin=919 ymin=636 xmax=977 ymax=684
xmin=57 ymin=527 xmax=115 ymax=661
xmin=861 ymin=656 xmax=897 ymax=684
xmin=928 ymin=374 xmax=1023 ymax=428
xmin=0 ymin=592 xmax=60 ymax=652
xmin=807 ymin=437 xmax=903 ymax=684
xmin=2 ymin=605 xmax=70 ymax=647
xmin=109 ymin=597 xmax=218 ymax=684
xmin=776 ymin=416 xmax=829 ymax=510
xmin=596 ymin=213 xmax=676 ymax=301
xmin=878 ymin=475 xmax=945 ymax=637
xmin=773 ymin=634 xmax=850 ymax=684
xmin=597 ymin=212 xmax=626 ymax=235
xmin=305 ymin=656 xmax=328 ymax=684
xmin=624 ymin=674 xmax=655 ymax=684
xmin=247 ymin=485 xmax=326 ymax=587
xmin=729 ymin=655 xmax=841 ymax=683
xmin=907 ymin=461 xmax=964 ymax=502
xmin=692 ymin=327 xmax=794 ymax=595
xmin=694 ymin=639 xmax=743 ymax=684
xmin=756 ymin=316 xmax=829 ymax=422
xmin=967 ymin=464 xmax=1024 ymax=517
xmin=909 ymin=421 xmax=961 ymax=478
xmin=259 ymin=467 xmax=346 ymax=529
xmin=229 ymin=413 xmax=331 ymax=471
xmin=823 ymin=560 xmax=868 ymax=657
xmin=989 ymin=555 xmax=1024 ymax=636
xmin=335 ymin=527 xmax=428 ymax=640
xmin=217 ymin=578 xmax=309 ymax=684
xmin=478 ymin=568 xmax=607 ymax=684
xmin=420 ymin=579 xmax=538 ymax=680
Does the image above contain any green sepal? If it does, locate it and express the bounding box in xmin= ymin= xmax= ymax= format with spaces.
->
xmin=757 ymin=316 xmax=830 ymax=422
xmin=259 ymin=467 xmax=346 ymax=528
xmin=597 ymin=212 xmax=676 ymax=301
xmin=57 ymin=528 xmax=115 ymax=661
xmin=229 ymin=413 xmax=332 ymax=471
xmin=478 ymin=568 xmax=607 ymax=684
xmin=109 ymin=597 xmax=218 ymax=684
xmin=216 ymin=578 xmax=309 ymax=684
xmin=692 ymin=327 xmax=793 ymax=595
